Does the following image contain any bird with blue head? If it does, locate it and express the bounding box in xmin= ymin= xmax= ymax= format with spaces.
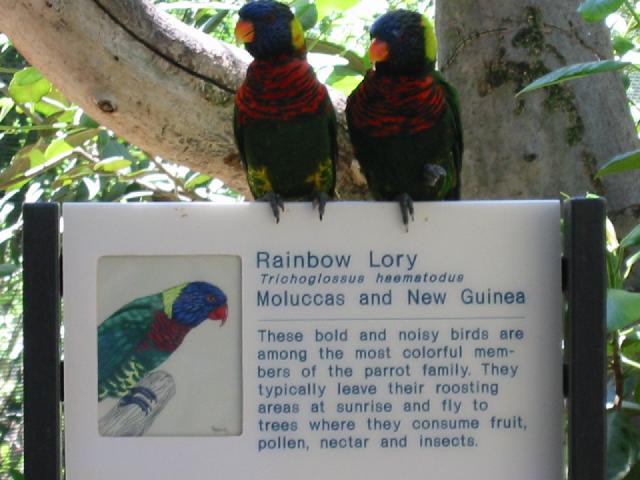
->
xmin=234 ymin=0 xmax=337 ymax=223
xmin=98 ymin=281 xmax=228 ymax=413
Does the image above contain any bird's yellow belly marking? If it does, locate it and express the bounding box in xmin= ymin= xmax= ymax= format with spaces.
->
xmin=305 ymin=158 xmax=333 ymax=192
xmin=247 ymin=166 xmax=274 ymax=198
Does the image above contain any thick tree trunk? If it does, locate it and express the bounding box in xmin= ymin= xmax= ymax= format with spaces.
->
xmin=0 ymin=0 xmax=365 ymax=198
xmin=436 ymin=0 xmax=640 ymax=226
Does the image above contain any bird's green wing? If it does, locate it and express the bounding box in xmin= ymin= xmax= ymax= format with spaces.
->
xmin=433 ymin=71 xmax=463 ymax=199
xmin=328 ymin=98 xmax=338 ymax=195
xmin=233 ymin=105 xmax=248 ymax=172
xmin=97 ymin=293 xmax=164 ymax=388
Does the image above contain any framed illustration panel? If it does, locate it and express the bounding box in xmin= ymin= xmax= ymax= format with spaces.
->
xmin=63 ymin=201 xmax=563 ymax=479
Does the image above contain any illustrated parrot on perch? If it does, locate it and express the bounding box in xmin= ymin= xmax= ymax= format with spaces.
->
xmin=234 ymin=0 xmax=337 ymax=223
xmin=346 ymin=10 xmax=463 ymax=229
xmin=97 ymin=282 xmax=228 ymax=413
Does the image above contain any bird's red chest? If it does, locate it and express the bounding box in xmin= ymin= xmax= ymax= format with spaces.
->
xmin=235 ymin=57 xmax=328 ymax=123
xmin=348 ymin=72 xmax=447 ymax=137
xmin=138 ymin=312 xmax=192 ymax=353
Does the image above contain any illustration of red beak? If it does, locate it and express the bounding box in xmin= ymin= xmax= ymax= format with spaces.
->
xmin=209 ymin=303 xmax=228 ymax=326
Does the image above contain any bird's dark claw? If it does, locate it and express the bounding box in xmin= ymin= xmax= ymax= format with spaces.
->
xmin=312 ymin=192 xmax=330 ymax=221
xmin=397 ymin=193 xmax=414 ymax=232
xmin=258 ymin=191 xmax=285 ymax=223
xmin=119 ymin=386 xmax=157 ymax=415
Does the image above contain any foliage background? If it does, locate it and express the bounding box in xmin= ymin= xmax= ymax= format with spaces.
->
xmin=1 ymin=0 xmax=639 ymax=478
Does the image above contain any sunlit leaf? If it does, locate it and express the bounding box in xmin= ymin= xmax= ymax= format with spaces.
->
xmin=8 ymin=67 xmax=52 ymax=104
xmin=0 ymin=145 xmax=46 ymax=190
xmin=94 ymin=157 xmax=132 ymax=173
xmin=517 ymin=60 xmax=631 ymax=96
xmin=315 ymin=0 xmax=360 ymax=19
xmin=626 ymin=251 xmax=640 ymax=278
xmin=613 ymin=35 xmax=635 ymax=56
xmin=0 ymin=97 xmax=14 ymax=122
xmin=608 ymin=289 xmax=640 ymax=332
xmin=52 ymin=165 xmax=95 ymax=188
xmin=597 ymin=149 xmax=640 ymax=178
xmin=184 ymin=173 xmax=211 ymax=190
xmin=44 ymin=138 xmax=73 ymax=161
xmin=291 ymin=0 xmax=318 ymax=30
xmin=327 ymin=72 xmax=362 ymax=95
xmin=578 ymin=0 xmax=624 ymax=22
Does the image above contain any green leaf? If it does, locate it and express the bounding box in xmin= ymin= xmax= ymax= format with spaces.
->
xmin=44 ymin=138 xmax=73 ymax=161
xmin=315 ymin=0 xmax=360 ymax=19
xmin=291 ymin=0 xmax=318 ymax=30
xmin=578 ymin=0 xmax=624 ymax=22
xmin=99 ymin=138 xmax=133 ymax=160
xmin=9 ymin=470 xmax=25 ymax=480
xmin=52 ymin=165 xmax=95 ymax=188
xmin=608 ymin=411 xmax=640 ymax=480
xmin=94 ymin=157 xmax=132 ymax=173
xmin=0 ymin=263 xmax=18 ymax=277
xmin=78 ymin=112 xmax=100 ymax=129
xmin=65 ymin=128 xmax=101 ymax=147
xmin=598 ymin=150 xmax=640 ymax=178
xmin=517 ymin=60 xmax=631 ymax=96
xmin=608 ymin=289 xmax=640 ymax=332
xmin=621 ymin=224 xmax=640 ymax=250
xmin=625 ymin=251 xmax=640 ymax=278
xmin=0 ymin=145 xmax=46 ymax=190
xmin=0 ymin=97 xmax=15 ymax=122
xmin=326 ymin=66 xmax=363 ymax=95
xmin=613 ymin=35 xmax=635 ymax=56
xmin=184 ymin=173 xmax=211 ymax=190
xmin=8 ymin=67 xmax=52 ymax=104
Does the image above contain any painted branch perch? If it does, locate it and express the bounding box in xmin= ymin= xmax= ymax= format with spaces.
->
xmin=99 ymin=370 xmax=176 ymax=437
xmin=0 ymin=0 xmax=365 ymax=198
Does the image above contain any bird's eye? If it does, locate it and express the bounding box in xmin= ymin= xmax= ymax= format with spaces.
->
xmin=264 ymin=13 xmax=276 ymax=23
xmin=207 ymin=294 xmax=216 ymax=302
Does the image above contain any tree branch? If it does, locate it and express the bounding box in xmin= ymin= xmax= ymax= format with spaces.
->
xmin=0 ymin=0 xmax=365 ymax=198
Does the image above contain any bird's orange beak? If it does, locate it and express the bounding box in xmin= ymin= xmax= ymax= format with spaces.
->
xmin=369 ymin=38 xmax=389 ymax=64
xmin=209 ymin=303 xmax=228 ymax=326
xmin=235 ymin=20 xmax=255 ymax=44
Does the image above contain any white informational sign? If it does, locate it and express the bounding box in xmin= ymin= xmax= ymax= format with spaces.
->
xmin=63 ymin=201 xmax=562 ymax=480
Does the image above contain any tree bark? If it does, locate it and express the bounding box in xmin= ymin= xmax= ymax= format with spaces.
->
xmin=0 ymin=0 xmax=366 ymax=198
xmin=436 ymin=0 xmax=640 ymax=226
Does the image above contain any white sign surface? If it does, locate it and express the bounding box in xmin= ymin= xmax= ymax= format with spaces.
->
xmin=64 ymin=201 xmax=563 ymax=480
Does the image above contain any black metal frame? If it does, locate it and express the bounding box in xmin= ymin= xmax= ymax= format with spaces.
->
xmin=563 ymin=198 xmax=607 ymax=480
xmin=21 ymin=199 xmax=606 ymax=479
xmin=23 ymin=203 xmax=61 ymax=480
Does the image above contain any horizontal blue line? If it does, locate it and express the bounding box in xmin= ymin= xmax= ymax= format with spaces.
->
xmin=259 ymin=316 xmax=526 ymax=322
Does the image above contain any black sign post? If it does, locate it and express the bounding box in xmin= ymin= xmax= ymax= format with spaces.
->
xmin=23 ymin=203 xmax=61 ymax=480
xmin=563 ymin=198 xmax=607 ymax=480
xmin=21 ymin=199 xmax=606 ymax=479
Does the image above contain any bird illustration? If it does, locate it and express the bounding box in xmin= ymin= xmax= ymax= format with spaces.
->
xmin=346 ymin=10 xmax=463 ymax=229
xmin=234 ymin=0 xmax=337 ymax=222
xmin=98 ymin=282 xmax=228 ymax=413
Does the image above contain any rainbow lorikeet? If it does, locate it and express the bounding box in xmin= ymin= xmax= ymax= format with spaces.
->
xmin=346 ymin=10 xmax=463 ymax=229
xmin=98 ymin=282 xmax=228 ymax=413
xmin=234 ymin=0 xmax=337 ymax=222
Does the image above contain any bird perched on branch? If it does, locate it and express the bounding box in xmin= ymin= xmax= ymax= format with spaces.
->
xmin=98 ymin=282 xmax=228 ymax=413
xmin=234 ymin=0 xmax=337 ymax=222
xmin=346 ymin=10 xmax=463 ymax=229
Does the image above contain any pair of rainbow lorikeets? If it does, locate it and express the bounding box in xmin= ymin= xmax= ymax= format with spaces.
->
xmin=234 ymin=0 xmax=463 ymax=227
xmin=97 ymin=1 xmax=463 ymax=415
